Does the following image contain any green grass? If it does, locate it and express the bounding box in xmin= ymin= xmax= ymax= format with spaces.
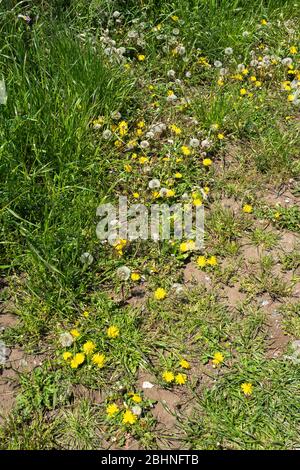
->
xmin=0 ymin=0 xmax=300 ymax=450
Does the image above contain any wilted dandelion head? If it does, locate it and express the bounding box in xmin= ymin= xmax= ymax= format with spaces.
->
xmin=128 ymin=30 xmax=138 ymax=39
xmin=59 ymin=332 xmax=74 ymax=348
xmin=80 ymin=252 xmax=94 ymax=265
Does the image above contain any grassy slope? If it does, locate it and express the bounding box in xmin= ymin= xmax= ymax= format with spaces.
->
xmin=0 ymin=0 xmax=300 ymax=449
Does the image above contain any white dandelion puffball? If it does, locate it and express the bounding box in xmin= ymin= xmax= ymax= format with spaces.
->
xmin=282 ymin=57 xmax=293 ymax=67
xmin=148 ymin=179 xmax=160 ymax=189
xmin=167 ymin=69 xmax=176 ymax=79
xmin=0 ymin=340 xmax=9 ymax=365
xmin=201 ymin=139 xmax=211 ymax=149
xmin=102 ymin=129 xmax=112 ymax=139
xmin=189 ymin=138 xmax=200 ymax=148
xmin=132 ymin=405 xmax=142 ymax=416
xmin=214 ymin=60 xmax=222 ymax=68
xmin=116 ymin=265 xmax=131 ymax=281
xmin=140 ymin=140 xmax=149 ymax=149
xmin=224 ymin=47 xmax=233 ymax=55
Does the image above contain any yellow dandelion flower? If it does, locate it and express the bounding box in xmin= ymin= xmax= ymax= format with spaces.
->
xmin=288 ymin=94 xmax=295 ymax=102
xmin=212 ymin=352 xmax=224 ymax=366
xmin=92 ymin=353 xmax=106 ymax=368
xmin=62 ymin=351 xmax=72 ymax=361
xmin=118 ymin=120 xmax=128 ymax=137
xmin=137 ymin=54 xmax=145 ymax=61
xmin=70 ymin=352 xmax=85 ymax=369
xmin=70 ymin=329 xmax=80 ymax=338
xmin=242 ymin=204 xmax=253 ymax=213
xmin=241 ymin=382 xmax=253 ymax=396
xmin=107 ymin=325 xmax=119 ymax=339
xmin=207 ymin=255 xmax=218 ymax=266
xmin=250 ymin=75 xmax=257 ymax=82
xmin=179 ymin=359 xmax=190 ymax=369
xmin=181 ymin=145 xmax=191 ymax=156
xmin=193 ymin=198 xmax=202 ymax=207
xmin=179 ymin=242 xmax=189 ymax=252
xmin=139 ymin=156 xmax=149 ymax=164
xmin=290 ymin=46 xmax=297 ymax=55
xmin=261 ymin=19 xmax=268 ymax=25
xmin=217 ymin=133 xmax=225 ymax=140
xmin=122 ymin=409 xmax=137 ymax=425
xmin=175 ymin=373 xmax=187 ymax=385
xmin=133 ymin=192 xmax=140 ymax=199
xmin=203 ymin=158 xmax=212 ymax=166
xmin=124 ymin=164 xmax=132 ymax=173
xmin=106 ymin=403 xmax=119 ymax=417
xmin=174 ymin=172 xmax=182 ymax=179
xmin=162 ymin=371 xmax=175 ymax=383
xmin=131 ymin=394 xmax=142 ymax=403
xmin=82 ymin=310 xmax=89 ymax=318
xmin=169 ymin=124 xmax=182 ymax=135
xmin=240 ymin=88 xmax=247 ymax=96
xmin=165 ymin=189 xmax=175 ymax=198
xmin=197 ymin=256 xmax=206 ymax=268
xmin=131 ymin=272 xmax=141 ymax=281
xmin=82 ymin=340 xmax=96 ymax=355
xmin=154 ymin=288 xmax=167 ymax=300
